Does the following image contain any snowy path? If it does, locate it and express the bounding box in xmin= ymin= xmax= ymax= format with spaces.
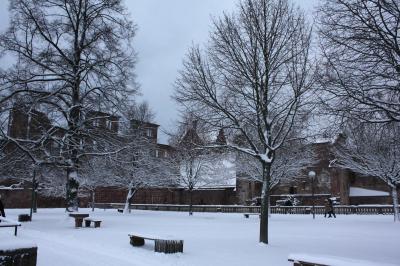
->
xmin=22 ymin=229 xmax=148 ymax=266
xmin=2 ymin=209 xmax=399 ymax=266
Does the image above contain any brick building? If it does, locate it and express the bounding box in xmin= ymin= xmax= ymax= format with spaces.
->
xmin=236 ymin=139 xmax=395 ymax=206
xmin=1 ymin=107 xmax=398 ymax=208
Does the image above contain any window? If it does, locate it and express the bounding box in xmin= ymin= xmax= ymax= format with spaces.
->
xmin=155 ymin=149 xmax=159 ymax=158
xmin=289 ymin=186 xmax=297 ymax=194
xmin=106 ymin=120 xmax=112 ymax=130
xmin=146 ymin=128 xmax=153 ymax=137
xmin=93 ymin=119 xmax=99 ymax=127
xmin=164 ymin=151 xmax=168 ymax=158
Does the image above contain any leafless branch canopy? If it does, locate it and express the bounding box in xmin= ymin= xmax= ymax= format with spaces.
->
xmin=174 ymin=0 xmax=314 ymax=164
xmin=317 ymin=0 xmax=400 ymax=122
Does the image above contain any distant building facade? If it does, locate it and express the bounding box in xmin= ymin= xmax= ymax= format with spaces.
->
xmin=237 ymin=140 xmax=395 ymax=206
xmin=1 ymin=107 xmax=398 ymax=208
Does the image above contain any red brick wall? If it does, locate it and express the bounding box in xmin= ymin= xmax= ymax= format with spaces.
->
xmin=0 ymin=189 xmax=65 ymax=209
xmin=349 ymin=196 xmax=392 ymax=205
xmin=95 ymin=187 xmax=237 ymax=205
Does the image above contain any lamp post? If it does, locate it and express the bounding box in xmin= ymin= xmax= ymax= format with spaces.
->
xmin=308 ymin=171 xmax=316 ymax=219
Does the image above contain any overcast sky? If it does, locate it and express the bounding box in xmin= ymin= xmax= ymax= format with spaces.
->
xmin=0 ymin=0 xmax=318 ymax=144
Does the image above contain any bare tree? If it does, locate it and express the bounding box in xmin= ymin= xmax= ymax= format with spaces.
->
xmin=0 ymin=0 xmax=137 ymax=211
xmin=174 ymin=0 xmax=314 ymax=243
xmin=317 ymin=0 xmax=400 ymax=122
xmin=78 ymin=155 xmax=115 ymax=211
xmin=113 ymin=141 xmax=175 ymax=214
xmin=112 ymin=107 xmax=176 ymax=214
xmin=237 ymin=140 xmax=316 ymax=193
xmin=332 ymin=122 xmax=400 ymax=221
xmin=169 ymin=122 xmax=235 ymax=215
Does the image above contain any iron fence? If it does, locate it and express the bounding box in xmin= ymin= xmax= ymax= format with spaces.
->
xmin=93 ymin=203 xmax=397 ymax=215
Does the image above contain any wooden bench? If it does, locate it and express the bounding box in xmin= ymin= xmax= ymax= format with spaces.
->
xmin=243 ymin=213 xmax=260 ymax=218
xmin=0 ymin=217 xmax=22 ymax=236
xmin=128 ymin=234 xmax=183 ymax=253
xmin=69 ymin=213 xmax=89 ymax=228
xmin=84 ymin=218 xmax=102 ymax=228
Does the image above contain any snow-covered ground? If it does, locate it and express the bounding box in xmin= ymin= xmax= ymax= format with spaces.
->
xmin=1 ymin=208 xmax=399 ymax=266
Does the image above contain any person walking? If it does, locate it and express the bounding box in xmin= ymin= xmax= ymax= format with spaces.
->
xmin=324 ymin=199 xmax=331 ymax=218
xmin=328 ymin=198 xmax=336 ymax=218
xmin=0 ymin=195 xmax=5 ymax=218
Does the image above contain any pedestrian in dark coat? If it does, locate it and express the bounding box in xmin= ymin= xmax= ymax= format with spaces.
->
xmin=328 ymin=198 xmax=336 ymax=218
xmin=0 ymin=195 xmax=5 ymax=218
xmin=324 ymin=199 xmax=331 ymax=218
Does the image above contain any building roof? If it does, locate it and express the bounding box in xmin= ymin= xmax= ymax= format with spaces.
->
xmin=130 ymin=119 xmax=160 ymax=128
xmin=349 ymin=187 xmax=390 ymax=197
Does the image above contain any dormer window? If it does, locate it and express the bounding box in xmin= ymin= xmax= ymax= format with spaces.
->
xmin=146 ymin=128 xmax=153 ymax=137
xmin=106 ymin=120 xmax=112 ymax=130
xmin=93 ymin=119 xmax=100 ymax=127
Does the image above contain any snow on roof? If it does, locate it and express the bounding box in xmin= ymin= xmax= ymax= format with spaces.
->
xmin=312 ymin=138 xmax=333 ymax=144
xmin=0 ymin=186 xmax=24 ymax=191
xmin=289 ymin=253 xmax=397 ymax=266
xmin=180 ymin=155 xmax=236 ymax=189
xmin=349 ymin=187 xmax=390 ymax=197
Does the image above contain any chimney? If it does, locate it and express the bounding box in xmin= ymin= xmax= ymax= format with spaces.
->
xmin=192 ymin=120 xmax=198 ymax=131
xmin=216 ymin=128 xmax=227 ymax=145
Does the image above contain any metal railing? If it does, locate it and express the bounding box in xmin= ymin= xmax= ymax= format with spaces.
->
xmin=93 ymin=203 xmax=397 ymax=215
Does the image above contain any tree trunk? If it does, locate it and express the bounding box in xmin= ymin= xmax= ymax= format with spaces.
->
xmin=30 ymin=169 xmax=36 ymax=220
xmin=392 ymin=186 xmax=399 ymax=222
xmin=123 ymin=188 xmax=135 ymax=214
xmin=91 ymin=190 xmax=95 ymax=212
xmin=189 ymin=189 xmax=193 ymax=216
xmin=33 ymin=187 xmax=37 ymax=213
xmin=268 ymin=196 xmax=271 ymax=218
xmin=66 ymin=169 xmax=79 ymax=212
xmin=259 ymin=163 xmax=271 ymax=244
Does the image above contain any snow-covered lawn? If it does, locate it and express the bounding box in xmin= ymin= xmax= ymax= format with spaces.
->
xmin=1 ymin=208 xmax=399 ymax=266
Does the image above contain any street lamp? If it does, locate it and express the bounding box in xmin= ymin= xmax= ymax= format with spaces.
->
xmin=308 ymin=171 xmax=316 ymax=219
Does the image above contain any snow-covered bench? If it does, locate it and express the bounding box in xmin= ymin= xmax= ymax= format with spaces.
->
xmin=0 ymin=239 xmax=37 ymax=266
xmin=128 ymin=234 xmax=184 ymax=253
xmin=68 ymin=213 xmax=89 ymax=228
xmin=84 ymin=218 xmax=102 ymax=228
xmin=288 ymin=253 xmax=397 ymax=266
xmin=0 ymin=217 xmax=21 ymax=236
xmin=243 ymin=213 xmax=260 ymax=218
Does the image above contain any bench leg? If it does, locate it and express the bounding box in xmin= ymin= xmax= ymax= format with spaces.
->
xmin=15 ymin=226 xmax=17 ymax=236
xmin=85 ymin=220 xmax=91 ymax=227
xmin=75 ymin=218 xmax=84 ymax=228
xmin=94 ymin=221 xmax=101 ymax=228
xmin=130 ymin=236 xmax=145 ymax=246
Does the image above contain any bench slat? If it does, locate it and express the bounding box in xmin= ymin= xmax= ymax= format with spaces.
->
xmin=128 ymin=234 xmax=157 ymax=241
xmin=84 ymin=218 xmax=102 ymax=222
xmin=128 ymin=234 xmax=184 ymax=253
xmin=0 ymin=224 xmax=21 ymax=227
